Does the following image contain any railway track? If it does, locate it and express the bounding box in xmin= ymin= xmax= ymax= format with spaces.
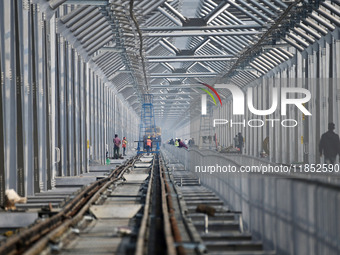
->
xmin=0 ymin=156 xmax=139 ymax=255
xmin=1 ymin=151 xmax=276 ymax=255
xmin=162 ymin=150 xmax=276 ymax=255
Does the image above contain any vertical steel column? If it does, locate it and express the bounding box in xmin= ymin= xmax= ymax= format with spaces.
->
xmin=49 ymin=14 xmax=57 ymax=187
xmin=0 ymin=20 xmax=5 ymax=205
xmin=21 ymin=1 xmax=34 ymax=194
xmin=94 ymin=73 xmax=97 ymax=160
xmin=282 ymin=69 xmax=288 ymax=163
xmin=85 ymin=64 xmax=90 ymax=171
xmin=3 ymin=0 xmax=17 ymax=191
xmin=65 ymin=43 xmax=70 ymax=175
xmin=335 ymin=40 xmax=340 ymax=130
xmin=30 ymin=4 xmax=40 ymax=191
xmin=14 ymin=0 xmax=25 ymax=196
xmin=99 ymin=80 xmax=103 ymax=164
xmin=37 ymin=7 xmax=47 ymax=190
xmin=43 ymin=18 xmax=52 ymax=190
xmin=59 ymin=35 xmax=68 ymax=176
xmin=315 ymin=49 xmax=321 ymax=164
xmin=73 ymin=53 xmax=79 ymax=175
xmin=263 ymin=78 xmax=268 ymax=158
xmin=70 ymin=48 xmax=76 ymax=175
xmin=92 ymin=72 xmax=95 ymax=161
xmin=79 ymin=60 xmax=84 ymax=174
xmin=296 ymin=52 xmax=303 ymax=162
xmin=302 ymin=55 xmax=309 ymax=164
xmin=268 ymin=77 xmax=275 ymax=162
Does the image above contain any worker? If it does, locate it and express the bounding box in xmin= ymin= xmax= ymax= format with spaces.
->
xmin=122 ymin=137 xmax=127 ymax=156
xmin=237 ymin=133 xmax=244 ymax=154
xmin=146 ymin=136 xmax=152 ymax=155
xmin=233 ymin=135 xmax=239 ymax=148
xmin=188 ymin=138 xmax=195 ymax=147
xmin=113 ymin=134 xmax=121 ymax=159
xmin=319 ymin=122 xmax=340 ymax=165
xmin=178 ymin=139 xmax=188 ymax=149
xmin=184 ymin=139 xmax=189 ymax=146
xmin=175 ymin=138 xmax=179 ymax=147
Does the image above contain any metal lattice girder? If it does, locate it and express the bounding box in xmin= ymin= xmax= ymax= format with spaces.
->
xmin=146 ymin=55 xmax=235 ymax=62
xmin=144 ymin=30 xmax=261 ymax=37
xmin=63 ymin=0 xmax=109 ymax=5
xmin=150 ymin=72 xmax=217 ymax=78
xmin=41 ymin=0 xmax=340 ymax=128
xmin=140 ymin=23 xmax=263 ymax=31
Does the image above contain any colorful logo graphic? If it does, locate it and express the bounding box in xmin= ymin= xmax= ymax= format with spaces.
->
xmin=199 ymin=82 xmax=222 ymax=115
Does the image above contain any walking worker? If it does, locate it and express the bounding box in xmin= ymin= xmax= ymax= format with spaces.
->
xmin=175 ymin=138 xmax=179 ymax=147
xmin=122 ymin=137 xmax=127 ymax=156
xmin=319 ymin=122 xmax=340 ymax=164
xmin=146 ymin=136 xmax=152 ymax=154
xmin=113 ymin=134 xmax=121 ymax=159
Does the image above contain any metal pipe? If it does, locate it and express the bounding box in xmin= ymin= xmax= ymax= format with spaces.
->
xmin=225 ymin=0 xmax=266 ymax=25
xmin=163 ymin=2 xmax=187 ymax=23
xmin=248 ymin=0 xmax=276 ymax=17
xmin=302 ymin=18 xmax=328 ymax=35
xmin=316 ymin=8 xmax=340 ymax=27
xmin=297 ymin=22 xmax=322 ymax=40
xmin=143 ymin=0 xmax=167 ymax=16
xmin=287 ymin=32 xmax=309 ymax=48
xmin=205 ymin=2 xmax=230 ymax=24
xmin=282 ymin=37 xmax=304 ymax=52
xmin=237 ymin=0 xmax=271 ymax=21
xmin=291 ymin=28 xmax=315 ymax=44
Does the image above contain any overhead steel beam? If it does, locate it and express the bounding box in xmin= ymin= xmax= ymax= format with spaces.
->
xmin=150 ymin=85 xmax=200 ymax=88
xmin=140 ymin=24 xmax=262 ymax=31
xmin=100 ymin=47 xmax=125 ymax=53
xmin=156 ymin=6 xmax=182 ymax=26
xmin=145 ymin=31 xmax=261 ymax=37
xmin=150 ymin=73 xmax=217 ymax=78
xmin=225 ymin=0 xmax=266 ymax=25
xmin=159 ymin=38 xmax=180 ymax=54
xmin=163 ymin=2 xmax=187 ymax=24
xmin=205 ymin=1 xmax=230 ymax=24
xmin=64 ymin=0 xmax=108 ymax=5
xmin=146 ymin=55 xmax=235 ymax=62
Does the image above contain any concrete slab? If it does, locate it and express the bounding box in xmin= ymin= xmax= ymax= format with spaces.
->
xmin=90 ymin=204 xmax=142 ymax=219
xmin=125 ymin=174 xmax=149 ymax=182
xmin=55 ymin=176 xmax=97 ymax=186
xmin=139 ymin=157 xmax=153 ymax=163
xmin=88 ymin=165 xmax=113 ymax=172
xmin=134 ymin=163 xmax=151 ymax=168
xmin=110 ymin=159 xmax=126 ymax=164
xmin=111 ymin=185 xmax=141 ymax=196
xmin=0 ymin=212 xmax=38 ymax=228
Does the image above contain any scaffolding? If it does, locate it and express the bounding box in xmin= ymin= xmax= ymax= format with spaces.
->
xmin=137 ymin=94 xmax=160 ymax=154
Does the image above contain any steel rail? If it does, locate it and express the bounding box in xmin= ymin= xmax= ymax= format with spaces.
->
xmin=0 ymin=156 xmax=138 ymax=255
xmin=160 ymin=157 xmax=186 ymax=255
xmin=135 ymin=158 xmax=155 ymax=255
xmin=159 ymin=157 xmax=178 ymax=255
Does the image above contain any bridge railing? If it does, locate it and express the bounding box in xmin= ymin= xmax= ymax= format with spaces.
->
xmin=163 ymin=143 xmax=340 ymax=255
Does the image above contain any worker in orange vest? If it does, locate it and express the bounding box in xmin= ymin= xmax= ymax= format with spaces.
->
xmin=146 ymin=136 xmax=152 ymax=155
